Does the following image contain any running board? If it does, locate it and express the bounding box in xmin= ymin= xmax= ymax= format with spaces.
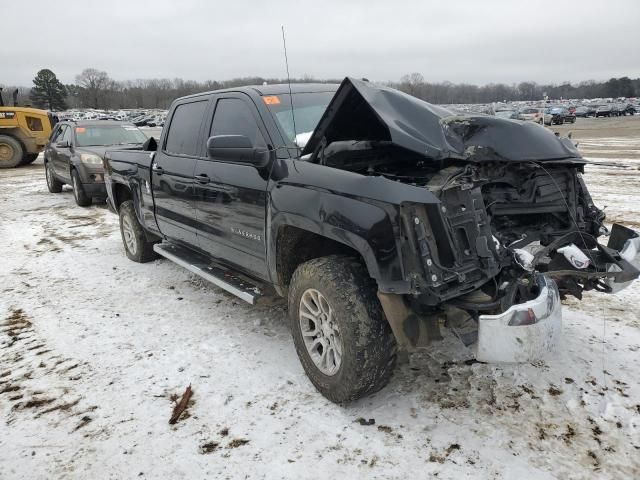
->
xmin=153 ymin=242 xmax=267 ymax=305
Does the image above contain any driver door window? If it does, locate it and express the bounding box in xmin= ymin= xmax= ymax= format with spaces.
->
xmin=209 ymin=98 xmax=267 ymax=151
xmin=50 ymin=125 xmax=65 ymax=143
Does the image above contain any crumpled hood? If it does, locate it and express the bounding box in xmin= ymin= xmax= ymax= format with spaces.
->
xmin=302 ymin=77 xmax=583 ymax=163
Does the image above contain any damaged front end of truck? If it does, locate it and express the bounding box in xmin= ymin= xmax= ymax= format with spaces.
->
xmin=301 ymin=77 xmax=640 ymax=362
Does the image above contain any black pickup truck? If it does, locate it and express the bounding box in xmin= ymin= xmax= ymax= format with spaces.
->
xmin=104 ymin=78 xmax=640 ymax=403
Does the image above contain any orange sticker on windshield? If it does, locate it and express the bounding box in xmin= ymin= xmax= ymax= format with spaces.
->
xmin=263 ymin=95 xmax=281 ymax=105
xmin=75 ymin=127 xmax=86 ymax=133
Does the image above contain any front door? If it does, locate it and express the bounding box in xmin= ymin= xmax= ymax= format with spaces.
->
xmin=54 ymin=125 xmax=74 ymax=182
xmin=194 ymin=95 xmax=270 ymax=280
xmin=151 ymin=98 xmax=208 ymax=248
xmin=46 ymin=124 xmax=64 ymax=174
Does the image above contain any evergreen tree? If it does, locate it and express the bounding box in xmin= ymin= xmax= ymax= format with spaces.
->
xmin=29 ymin=69 xmax=68 ymax=110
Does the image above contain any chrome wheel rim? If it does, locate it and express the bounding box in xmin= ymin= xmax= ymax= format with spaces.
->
xmin=121 ymin=215 xmax=137 ymax=255
xmin=299 ymin=288 xmax=343 ymax=376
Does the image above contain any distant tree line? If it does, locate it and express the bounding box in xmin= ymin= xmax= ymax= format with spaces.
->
xmin=391 ymin=73 xmax=640 ymax=104
xmin=2 ymin=68 xmax=639 ymax=111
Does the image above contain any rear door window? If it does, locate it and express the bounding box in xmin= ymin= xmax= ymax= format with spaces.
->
xmin=164 ymin=100 xmax=208 ymax=156
xmin=210 ymin=98 xmax=267 ymax=149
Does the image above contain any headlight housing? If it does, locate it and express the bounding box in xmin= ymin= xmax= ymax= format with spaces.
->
xmin=80 ymin=153 xmax=102 ymax=165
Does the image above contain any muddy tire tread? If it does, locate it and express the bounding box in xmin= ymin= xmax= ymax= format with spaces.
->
xmin=288 ymin=255 xmax=397 ymax=403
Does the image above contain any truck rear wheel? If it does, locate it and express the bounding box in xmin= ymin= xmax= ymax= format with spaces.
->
xmin=0 ymin=135 xmax=23 ymax=169
xmin=288 ymin=255 xmax=397 ymax=403
xmin=118 ymin=200 xmax=158 ymax=263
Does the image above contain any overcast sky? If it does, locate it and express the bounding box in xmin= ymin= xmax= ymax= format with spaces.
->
xmin=4 ymin=0 xmax=640 ymax=86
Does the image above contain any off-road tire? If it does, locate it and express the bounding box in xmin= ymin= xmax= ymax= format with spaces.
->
xmin=45 ymin=160 xmax=63 ymax=193
xmin=20 ymin=153 xmax=39 ymax=165
xmin=288 ymin=255 xmax=397 ymax=403
xmin=71 ymin=169 xmax=92 ymax=207
xmin=0 ymin=135 xmax=24 ymax=169
xmin=118 ymin=200 xmax=158 ymax=263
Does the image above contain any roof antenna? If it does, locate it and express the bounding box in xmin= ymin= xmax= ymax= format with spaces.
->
xmin=281 ymin=25 xmax=298 ymax=150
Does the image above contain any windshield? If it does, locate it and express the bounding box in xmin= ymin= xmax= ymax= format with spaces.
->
xmin=264 ymin=92 xmax=336 ymax=146
xmin=75 ymin=125 xmax=148 ymax=147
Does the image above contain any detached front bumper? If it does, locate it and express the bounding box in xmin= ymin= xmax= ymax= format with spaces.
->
xmin=476 ymin=275 xmax=561 ymax=363
xmin=606 ymin=230 xmax=640 ymax=293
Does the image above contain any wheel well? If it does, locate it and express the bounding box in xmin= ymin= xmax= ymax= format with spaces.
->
xmin=275 ymin=225 xmax=367 ymax=288
xmin=112 ymin=183 xmax=133 ymax=211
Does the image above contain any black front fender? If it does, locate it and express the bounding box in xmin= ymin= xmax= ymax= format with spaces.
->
xmin=268 ymin=184 xmax=409 ymax=293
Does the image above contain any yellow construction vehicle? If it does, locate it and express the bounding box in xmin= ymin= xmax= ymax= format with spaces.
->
xmin=0 ymin=88 xmax=54 ymax=168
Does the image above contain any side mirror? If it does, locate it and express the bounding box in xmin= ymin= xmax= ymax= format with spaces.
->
xmin=206 ymin=135 xmax=270 ymax=167
xmin=56 ymin=140 xmax=70 ymax=148
xmin=142 ymin=137 xmax=157 ymax=152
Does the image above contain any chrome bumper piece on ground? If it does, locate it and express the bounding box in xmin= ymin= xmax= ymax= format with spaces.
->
xmin=476 ymin=275 xmax=562 ymax=363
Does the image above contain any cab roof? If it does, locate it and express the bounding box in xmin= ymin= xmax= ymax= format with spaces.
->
xmin=179 ymin=82 xmax=339 ymax=101
xmin=247 ymin=83 xmax=339 ymax=95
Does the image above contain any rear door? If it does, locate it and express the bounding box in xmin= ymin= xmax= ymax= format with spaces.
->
xmin=152 ymin=98 xmax=208 ymax=247
xmin=194 ymin=95 xmax=271 ymax=280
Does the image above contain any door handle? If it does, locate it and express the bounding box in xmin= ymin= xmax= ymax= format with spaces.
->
xmin=151 ymin=163 xmax=164 ymax=175
xmin=194 ymin=174 xmax=210 ymax=184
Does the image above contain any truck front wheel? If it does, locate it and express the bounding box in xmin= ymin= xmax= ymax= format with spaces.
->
xmin=118 ymin=200 xmax=158 ymax=263
xmin=288 ymin=255 xmax=397 ymax=403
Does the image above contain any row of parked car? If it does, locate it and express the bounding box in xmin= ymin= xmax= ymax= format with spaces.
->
xmin=58 ymin=109 xmax=168 ymax=127
xmin=586 ymin=103 xmax=638 ymax=117
xmin=130 ymin=112 xmax=167 ymax=127
xmin=495 ymin=106 xmax=575 ymax=125
xmin=494 ymin=102 xmax=638 ymax=125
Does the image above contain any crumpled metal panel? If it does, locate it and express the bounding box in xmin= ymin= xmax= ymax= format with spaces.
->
xmin=303 ymin=77 xmax=583 ymax=164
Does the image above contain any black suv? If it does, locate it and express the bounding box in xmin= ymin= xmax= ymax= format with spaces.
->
xmin=44 ymin=121 xmax=148 ymax=206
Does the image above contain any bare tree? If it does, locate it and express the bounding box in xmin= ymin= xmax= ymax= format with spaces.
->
xmin=400 ymin=72 xmax=425 ymax=97
xmin=75 ymin=68 xmax=113 ymax=108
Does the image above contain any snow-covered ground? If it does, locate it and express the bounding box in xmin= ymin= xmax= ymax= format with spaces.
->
xmin=1 ymin=128 xmax=639 ymax=479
